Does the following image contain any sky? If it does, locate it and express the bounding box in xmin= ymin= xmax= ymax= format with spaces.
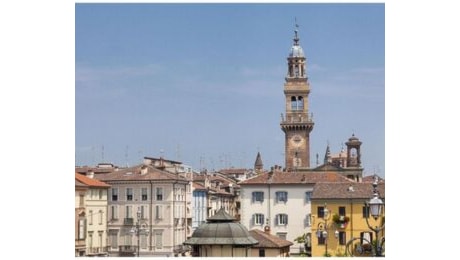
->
xmin=6 ymin=1 xmax=460 ymax=258
xmin=75 ymin=3 xmax=385 ymax=176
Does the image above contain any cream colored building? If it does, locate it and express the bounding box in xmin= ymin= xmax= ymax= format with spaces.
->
xmin=239 ymin=168 xmax=352 ymax=255
xmin=75 ymin=179 xmax=88 ymax=256
xmin=87 ymin=163 xmax=190 ymax=257
xmin=75 ymin=173 xmax=110 ymax=256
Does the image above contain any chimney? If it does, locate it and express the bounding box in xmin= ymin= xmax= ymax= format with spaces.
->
xmin=140 ymin=165 xmax=148 ymax=175
xmin=87 ymin=170 xmax=94 ymax=179
xmin=264 ymin=225 xmax=271 ymax=234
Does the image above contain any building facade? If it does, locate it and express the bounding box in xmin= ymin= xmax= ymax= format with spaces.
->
xmin=75 ymin=173 xmax=110 ymax=256
xmin=75 ymin=179 xmax=88 ymax=256
xmin=239 ymin=167 xmax=353 ymax=255
xmin=85 ymin=163 xmax=190 ymax=257
xmin=310 ymin=179 xmax=385 ymax=256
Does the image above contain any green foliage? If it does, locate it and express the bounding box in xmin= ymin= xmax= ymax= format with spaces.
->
xmin=294 ymin=233 xmax=307 ymax=244
xmin=332 ymin=213 xmax=350 ymax=224
xmin=335 ymin=248 xmax=348 ymax=257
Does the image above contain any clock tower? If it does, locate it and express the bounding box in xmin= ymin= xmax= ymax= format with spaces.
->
xmin=280 ymin=25 xmax=314 ymax=170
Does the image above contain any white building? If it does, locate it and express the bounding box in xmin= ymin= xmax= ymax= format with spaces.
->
xmin=239 ymin=167 xmax=352 ymax=254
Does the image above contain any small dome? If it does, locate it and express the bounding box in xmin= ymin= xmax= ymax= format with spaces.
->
xmin=184 ymin=208 xmax=258 ymax=246
xmin=348 ymin=134 xmax=360 ymax=142
xmin=289 ymin=45 xmax=305 ymax=58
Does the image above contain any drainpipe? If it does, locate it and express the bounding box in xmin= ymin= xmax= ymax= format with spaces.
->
xmin=150 ymin=180 xmax=153 ymax=253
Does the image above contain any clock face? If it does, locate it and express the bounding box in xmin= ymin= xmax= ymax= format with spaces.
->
xmin=291 ymin=134 xmax=303 ymax=147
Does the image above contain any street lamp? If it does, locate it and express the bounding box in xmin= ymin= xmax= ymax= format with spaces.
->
xmin=130 ymin=208 xmax=149 ymax=257
xmin=345 ymin=175 xmax=385 ymax=257
xmin=316 ymin=203 xmax=333 ymax=257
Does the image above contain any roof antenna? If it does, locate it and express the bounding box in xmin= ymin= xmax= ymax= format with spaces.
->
xmin=101 ymin=145 xmax=104 ymax=163
xmin=125 ymin=145 xmax=129 ymax=167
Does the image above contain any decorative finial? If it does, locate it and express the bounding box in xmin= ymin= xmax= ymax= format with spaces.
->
xmin=293 ymin=18 xmax=300 ymax=45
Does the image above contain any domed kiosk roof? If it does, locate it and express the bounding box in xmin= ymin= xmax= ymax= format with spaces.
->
xmin=183 ymin=208 xmax=258 ymax=245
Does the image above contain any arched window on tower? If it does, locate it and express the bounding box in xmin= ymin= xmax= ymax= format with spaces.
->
xmin=295 ymin=65 xmax=300 ymax=77
xmin=297 ymin=96 xmax=304 ymax=110
xmin=291 ymin=96 xmax=297 ymax=110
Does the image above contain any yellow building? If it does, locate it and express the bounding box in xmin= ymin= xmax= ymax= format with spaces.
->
xmin=310 ymin=177 xmax=384 ymax=257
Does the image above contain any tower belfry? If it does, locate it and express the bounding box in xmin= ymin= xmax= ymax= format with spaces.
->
xmin=280 ymin=23 xmax=314 ymax=170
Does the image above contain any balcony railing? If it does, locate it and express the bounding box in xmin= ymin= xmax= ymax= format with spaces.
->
xmin=118 ymin=245 xmax=136 ymax=257
xmin=124 ymin=217 xmax=134 ymax=225
xmin=87 ymin=247 xmax=108 ymax=255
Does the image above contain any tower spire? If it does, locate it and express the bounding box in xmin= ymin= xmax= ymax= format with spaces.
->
xmin=294 ymin=18 xmax=300 ymax=46
xmin=281 ymin=22 xmax=313 ymax=170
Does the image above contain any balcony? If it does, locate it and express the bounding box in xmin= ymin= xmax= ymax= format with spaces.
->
xmin=86 ymin=247 xmax=108 ymax=256
xmin=124 ymin=218 xmax=134 ymax=225
xmin=119 ymin=245 xmax=136 ymax=257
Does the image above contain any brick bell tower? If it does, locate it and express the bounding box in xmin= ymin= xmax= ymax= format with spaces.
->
xmin=280 ymin=24 xmax=314 ymax=171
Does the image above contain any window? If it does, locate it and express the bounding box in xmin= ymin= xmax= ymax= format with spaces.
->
xmin=318 ymin=206 xmax=325 ymax=218
xmin=78 ymin=219 xmax=86 ymax=239
xmin=259 ymin=249 xmax=265 ymax=257
xmin=79 ymin=194 xmax=84 ymax=207
xmin=297 ymin=96 xmax=304 ymax=110
xmin=155 ymin=205 xmax=163 ymax=219
xmin=99 ymin=189 xmax=103 ymax=199
xmin=140 ymin=205 xmax=146 ymax=219
xmin=110 ymin=232 xmax=118 ymax=249
xmin=126 ymin=188 xmax=133 ymax=201
xmin=277 ymin=232 xmax=287 ymax=240
xmin=98 ymin=232 xmax=103 ymax=249
xmin=156 ymin=187 xmax=163 ymax=201
xmin=126 ymin=205 xmax=132 ymax=218
xmin=362 ymin=206 xmax=370 ymax=218
xmin=141 ymin=234 xmax=148 ymax=249
xmin=125 ymin=234 xmax=132 ymax=246
xmin=277 ymin=214 xmax=288 ymax=225
xmin=318 ymin=231 xmax=326 ymax=245
xmin=89 ymin=210 xmax=93 ymax=225
xmin=111 ymin=188 xmax=118 ymax=201
xmin=155 ymin=232 xmax=163 ymax=249
xmin=141 ymin=188 xmax=148 ymax=201
xmin=141 ymin=234 xmax=147 ymax=249
xmin=276 ymin=191 xmax=288 ymax=203
xmin=339 ymin=206 xmax=346 ymax=216
xmin=252 ymin=191 xmax=264 ymax=203
xmin=290 ymin=96 xmax=304 ymax=111
xmin=253 ymin=214 xmax=264 ymax=226
xmin=339 ymin=231 xmax=347 ymax=245
xmin=360 ymin=232 xmax=373 ymax=245
xmin=99 ymin=210 xmax=103 ymax=225
xmin=305 ymin=192 xmax=312 ymax=203
xmin=89 ymin=232 xmax=93 ymax=248
xmin=291 ymin=96 xmax=297 ymax=110
xmin=111 ymin=205 xmax=118 ymax=220
xmin=305 ymin=214 xmax=311 ymax=227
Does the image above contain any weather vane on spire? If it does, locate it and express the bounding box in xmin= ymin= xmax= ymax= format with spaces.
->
xmin=293 ymin=17 xmax=300 ymax=45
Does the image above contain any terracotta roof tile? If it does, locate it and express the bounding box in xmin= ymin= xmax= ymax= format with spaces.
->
xmin=94 ymin=164 xmax=187 ymax=182
xmin=239 ymin=171 xmax=353 ymax=185
xmin=75 ymin=173 xmax=110 ymax=188
xmin=362 ymin=175 xmax=385 ymax=183
xmin=311 ymin=182 xmax=385 ymax=199
xmin=75 ymin=179 xmax=88 ymax=187
xmin=219 ymin=168 xmax=248 ymax=175
xmin=249 ymin=229 xmax=293 ymax=248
